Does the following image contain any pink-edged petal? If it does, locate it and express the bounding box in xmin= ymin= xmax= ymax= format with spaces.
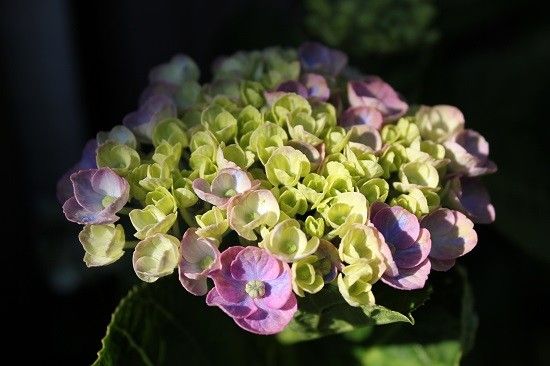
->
xmin=444 ymin=140 xmax=497 ymax=177
xmin=210 ymin=246 xmax=248 ymax=303
xmin=430 ymin=257 xmax=456 ymax=272
xmin=302 ymin=73 xmax=330 ymax=101
xmin=298 ymin=42 xmax=348 ymax=76
xmin=347 ymin=77 xmax=408 ymax=121
xmin=206 ymin=287 xmax=257 ymax=319
xmin=421 ymin=209 xmax=478 ymax=261
xmin=192 ymin=178 xmax=229 ymax=207
xmin=179 ymin=274 xmax=208 ymax=296
xmin=370 ymin=202 xmax=390 ymax=221
xmin=71 ymin=170 xmax=104 ymax=211
xmin=340 ymin=106 xmax=384 ymax=130
xmin=458 ymin=178 xmax=496 ymax=224
xmin=254 ymin=262 xmax=293 ymax=310
xmin=210 ymin=273 xmax=248 ymax=303
xmin=371 ymin=206 xmax=420 ymax=250
xmin=91 ymin=168 xmax=127 ymax=198
xmin=180 ymin=229 xmax=219 ymax=263
xmin=382 ymin=258 xmax=431 ymax=290
xmin=276 ymin=81 xmax=308 ymax=98
xmin=453 ymin=129 xmax=489 ymax=161
xmin=234 ymin=294 xmax=297 ymax=335
xmin=63 ymin=197 xmax=117 ymax=224
xmin=394 ymin=228 xmax=431 ymax=269
xmin=230 ymin=246 xmax=281 ymax=282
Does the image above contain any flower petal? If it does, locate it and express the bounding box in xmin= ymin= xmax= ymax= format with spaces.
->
xmin=302 ymin=73 xmax=330 ymax=101
xmin=230 ymin=246 xmax=281 ymax=282
xmin=179 ymin=274 xmax=208 ymax=296
xmin=206 ymin=287 xmax=257 ymax=319
xmin=347 ymin=77 xmax=408 ymax=121
xmin=340 ymin=106 xmax=384 ymax=130
xmin=234 ymin=294 xmax=297 ymax=335
xmin=255 ymin=262 xmax=293 ymax=310
xmin=71 ymin=169 xmax=104 ymax=211
xmin=382 ymin=258 xmax=431 ymax=290
xmin=395 ymin=228 xmax=431 ymax=269
xmin=371 ymin=205 xmax=420 ymax=250
xmin=421 ymin=208 xmax=478 ymax=261
xmin=276 ymin=81 xmax=308 ymax=98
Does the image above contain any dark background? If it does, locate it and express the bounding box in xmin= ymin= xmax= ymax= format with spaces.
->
xmin=3 ymin=0 xmax=549 ymax=364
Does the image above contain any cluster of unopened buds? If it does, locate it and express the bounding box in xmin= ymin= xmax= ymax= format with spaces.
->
xmin=58 ymin=42 xmax=496 ymax=335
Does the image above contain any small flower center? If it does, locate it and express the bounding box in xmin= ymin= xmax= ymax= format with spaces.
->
xmin=283 ymin=241 xmax=297 ymax=254
xmin=102 ymin=195 xmax=116 ymax=208
xmin=245 ymin=280 xmax=265 ymax=298
xmin=198 ymin=256 xmax=214 ymax=271
xmin=224 ymin=188 xmax=237 ymax=197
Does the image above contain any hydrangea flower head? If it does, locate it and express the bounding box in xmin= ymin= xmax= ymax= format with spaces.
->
xmin=58 ymin=42 xmax=496 ymax=336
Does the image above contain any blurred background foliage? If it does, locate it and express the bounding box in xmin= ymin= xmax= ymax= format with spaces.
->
xmin=3 ymin=0 xmax=549 ymax=365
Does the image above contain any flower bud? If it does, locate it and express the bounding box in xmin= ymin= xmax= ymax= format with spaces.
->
xmin=133 ymin=233 xmax=180 ymax=282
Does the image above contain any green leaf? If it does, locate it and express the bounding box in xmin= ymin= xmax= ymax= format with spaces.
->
xmin=277 ymin=282 xmax=432 ymax=344
xmin=94 ymin=268 xmax=474 ymax=366
xmin=94 ymin=277 xmax=267 ymax=366
xmin=353 ymin=267 xmax=477 ymax=366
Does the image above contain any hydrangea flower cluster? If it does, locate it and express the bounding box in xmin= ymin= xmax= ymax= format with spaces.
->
xmin=58 ymin=42 xmax=496 ymax=335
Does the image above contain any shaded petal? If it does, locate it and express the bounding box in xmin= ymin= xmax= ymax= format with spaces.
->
xmin=302 ymin=73 xmax=330 ymax=101
xmin=210 ymin=246 xmax=248 ymax=303
xmin=348 ymin=124 xmax=383 ymax=151
xmin=276 ymin=81 xmax=308 ymax=98
xmin=230 ymin=246 xmax=281 ymax=282
xmin=63 ymin=197 xmax=117 ymax=224
xmin=80 ymin=139 xmax=99 ymax=169
xmin=179 ymin=274 xmax=208 ymax=296
xmin=234 ymin=294 xmax=297 ymax=335
xmin=395 ymin=228 xmax=431 ymax=269
xmin=371 ymin=206 xmax=420 ymax=249
xmin=91 ymin=168 xmax=127 ymax=198
xmin=123 ymin=94 xmax=176 ymax=141
xmin=56 ymin=167 xmax=77 ymax=204
xmin=71 ymin=170 xmax=104 ymax=211
xmin=340 ymin=106 xmax=384 ymax=130
xmin=430 ymin=257 xmax=456 ymax=272
xmin=421 ymin=209 xmax=478 ymax=260
xmin=347 ymin=77 xmax=408 ymax=121
xmin=382 ymin=258 xmax=431 ymax=290
xmin=298 ymin=42 xmax=347 ymax=76
xmin=255 ymin=262 xmax=292 ymax=310
xmin=206 ymin=287 xmax=257 ymax=319
xmin=459 ymin=178 xmax=496 ymax=224
xmin=139 ymin=82 xmax=178 ymax=105
xmin=192 ymin=178 xmax=229 ymax=207
xmin=453 ymin=129 xmax=489 ymax=161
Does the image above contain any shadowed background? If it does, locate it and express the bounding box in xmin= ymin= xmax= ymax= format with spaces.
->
xmin=3 ymin=0 xmax=549 ymax=364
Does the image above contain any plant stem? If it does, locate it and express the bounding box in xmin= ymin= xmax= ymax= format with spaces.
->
xmin=119 ymin=207 xmax=133 ymax=215
xmin=124 ymin=240 xmax=139 ymax=249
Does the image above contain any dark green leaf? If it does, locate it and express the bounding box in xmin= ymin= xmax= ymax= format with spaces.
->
xmin=278 ymin=282 xmax=432 ymax=343
xmin=353 ymin=267 xmax=477 ymax=366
